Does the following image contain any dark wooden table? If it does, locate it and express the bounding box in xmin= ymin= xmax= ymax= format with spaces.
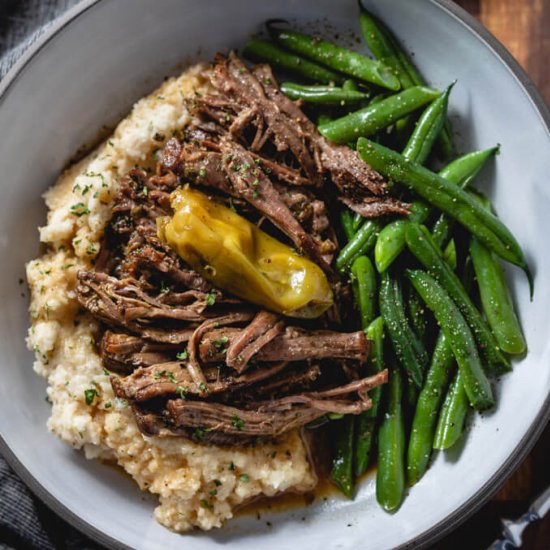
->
xmin=435 ymin=2 xmax=550 ymax=548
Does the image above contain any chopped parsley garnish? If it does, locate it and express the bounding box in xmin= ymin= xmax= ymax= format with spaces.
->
xmin=230 ymin=414 xmax=245 ymax=431
xmin=251 ymin=178 xmax=259 ymax=187
xmin=142 ymin=186 xmax=148 ymax=196
xmin=209 ymin=489 xmax=218 ymax=496
xmin=212 ymin=335 xmax=229 ymax=352
xmin=70 ymin=203 xmax=90 ymax=217
xmin=103 ymin=368 xmax=110 ymax=376
xmin=175 ymin=385 xmax=188 ymax=399
xmin=176 ymin=350 xmax=189 ymax=361
xmin=166 ymin=371 xmax=177 ymax=383
xmin=228 ymin=461 xmax=235 ymax=471
xmin=251 ymin=190 xmax=259 ymax=199
xmin=199 ymin=168 xmax=206 ymax=178
xmin=104 ymin=401 xmax=112 ymax=409
xmin=200 ymin=499 xmax=212 ymax=509
xmin=194 ymin=427 xmax=209 ymax=440
xmin=239 ymin=473 xmax=250 ymax=483
xmin=154 ymin=370 xmax=167 ymax=380
xmin=204 ymin=291 xmax=217 ymax=306
xmin=159 ymin=280 xmax=171 ymax=294
xmin=214 ymin=479 xmax=222 ymax=487
xmin=84 ymin=388 xmax=98 ymax=405
xmin=199 ymin=382 xmax=209 ymax=393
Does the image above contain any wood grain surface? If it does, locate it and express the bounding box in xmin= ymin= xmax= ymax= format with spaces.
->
xmin=434 ymin=1 xmax=550 ymax=548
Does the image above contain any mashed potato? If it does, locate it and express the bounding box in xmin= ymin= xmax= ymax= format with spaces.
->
xmin=26 ymin=64 xmax=316 ymax=532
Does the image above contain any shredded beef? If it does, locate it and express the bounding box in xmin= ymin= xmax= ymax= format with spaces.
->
xmin=73 ymin=52 xmax=404 ymax=444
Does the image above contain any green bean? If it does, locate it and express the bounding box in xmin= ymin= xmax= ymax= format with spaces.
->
xmin=351 ymin=256 xmax=377 ymax=328
xmin=438 ymin=146 xmax=499 ymax=186
xmin=340 ymin=210 xmax=356 ymax=241
xmin=280 ymin=82 xmax=369 ymax=105
xmin=242 ymin=38 xmax=343 ymax=84
xmin=330 ymin=415 xmax=355 ymax=497
xmin=402 ymin=83 xmax=453 ymax=165
xmin=443 ymin=238 xmax=457 ymax=270
xmin=358 ymin=3 xmax=454 ymax=158
xmin=319 ymin=86 xmax=440 ymax=144
xmin=355 ymin=317 xmax=384 ymax=476
xmin=376 ymin=364 xmax=405 ymax=512
xmin=335 ymin=220 xmax=380 ymax=272
xmin=379 ymin=273 xmax=427 ymax=387
xmin=433 ymin=370 xmax=470 ymax=450
xmin=267 ymin=24 xmax=400 ymax=90
xmin=406 ymin=269 xmax=494 ymax=411
xmin=378 ymin=15 xmax=454 ymax=158
xmin=405 ymin=223 xmax=509 ymax=370
xmin=407 ymin=284 xmax=427 ymax=340
xmin=316 ymin=113 xmax=333 ymax=126
xmin=358 ymin=3 xmax=414 ymax=89
xmin=470 ymin=236 xmax=526 ymax=355
xmin=342 ymin=79 xmax=360 ymax=91
xmin=432 ymin=147 xmax=500 ymax=248
xmin=406 ymin=331 xmax=455 ymax=484
xmin=374 ymin=220 xmax=407 ymax=273
xmin=357 ymin=138 xmax=533 ymax=295
xmin=352 ymin=212 xmax=363 ymax=231
xmin=374 ymin=86 xmax=453 ymax=273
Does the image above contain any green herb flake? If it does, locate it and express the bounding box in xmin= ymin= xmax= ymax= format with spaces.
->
xmin=166 ymin=371 xmax=177 ymax=384
xmin=175 ymin=385 xmax=188 ymax=399
xmin=142 ymin=186 xmax=148 ymax=196
xmin=209 ymin=489 xmax=218 ymax=496
xmin=231 ymin=414 xmax=245 ymax=431
xmin=104 ymin=401 xmax=112 ymax=409
xmin=200 ymin=499 xmax=212 ymax=509
xmin=70 ymin=203 xmax=90 ymax=217
xmin=204 ymin=292 xmax=217 ymax=306
xmin=199 ymin=382 xmax=209 ymax=393
xmin=176 ymin=350 xmax=189 ymax=361
xmin=84 ymin=388 xmax=98 ymax=405
xmin=154 ymin=370 xmax=167 ymax=380
xmin=228 ymin=461 xmax=235 ymax=471
xmin=214 ymin=479 xmax=222 ymax=487
xmin=239 ymin=473 xmax=250 ymax=483
xmin=213 ymin=335 xmax=229 ymax=352
xmin=199 ymin=168 xmax=206 ymax=178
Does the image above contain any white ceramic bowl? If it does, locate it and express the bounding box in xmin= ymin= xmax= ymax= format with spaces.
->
xmin=1 ymin=1 xmax=549 ymax=548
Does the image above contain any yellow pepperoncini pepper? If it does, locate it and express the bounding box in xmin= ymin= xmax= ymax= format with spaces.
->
xmin=157 ymin=187 xmax=333 ymax=318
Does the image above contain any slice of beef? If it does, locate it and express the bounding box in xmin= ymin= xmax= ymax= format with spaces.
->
xmin=199 ymin=327 xmax=370 ymax=364
xmin=225 ymin=311 xmax=283 ymax=372
xmin=166 ymin=370 xmax=387 ymax=437
xmin=112 ymin=360 xmax=289 ymax=402
xmin=100 ymin=324 xmax=370 ymax=374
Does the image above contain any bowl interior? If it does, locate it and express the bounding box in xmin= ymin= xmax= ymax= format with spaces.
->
xmin=1 ymin=0 xmax=549 ymax=548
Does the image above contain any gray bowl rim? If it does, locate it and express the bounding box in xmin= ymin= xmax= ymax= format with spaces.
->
xmin=0 ymin=0 xmax=549 ymax=548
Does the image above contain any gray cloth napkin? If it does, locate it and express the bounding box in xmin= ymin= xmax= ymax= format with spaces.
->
xmin=0 ymin=4 xmax=106 ymax=549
